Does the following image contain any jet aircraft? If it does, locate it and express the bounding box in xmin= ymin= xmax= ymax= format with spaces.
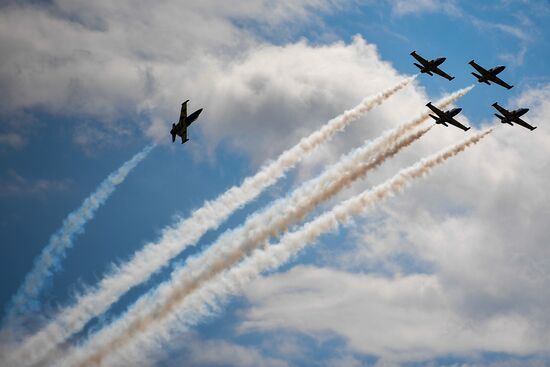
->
xmin=426 ymin=102 xmax=470 ymax=131
xmin=170 ymin=100 xmax=203 ymax=144
xmin=492 ymin=102 xmax=536 ymax=131
xmin=410 ymin=51 xmax=454 ymax=81
xmin=469 ymin=60 xmax=513 ymax=89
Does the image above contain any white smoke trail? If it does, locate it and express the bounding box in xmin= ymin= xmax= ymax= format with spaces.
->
xmin=3 ymin=144 xmax=156 ymax=328
xmin=9 ymin=77 xmax=415 ymax=367
xmin=76 ymin=128 xmax=492 ymax=367
xmin=57 ymin=124 xmax=432 ymax=367
xmin=45 ymin=84 xmax=473 ymax=367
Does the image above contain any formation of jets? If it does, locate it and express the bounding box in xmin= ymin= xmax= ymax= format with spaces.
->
xmin=167 ymin=51 xmax=536 ymax=145
xmin=412 ymin=51 xmax=536 ymax=131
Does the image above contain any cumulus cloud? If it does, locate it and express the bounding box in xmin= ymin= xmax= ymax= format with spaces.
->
xmin=242 ymin=266 xmax=546 ymax=363
xmin=239 ymin=84 xmax=550 ymax=364
xmin=0 ymin=133 xmax=24 ymax=149
xmin=172 ymin=337 xmax=289 ymax=367
xmin=0 ymin=0 xmax=428 ymax=161
xmin=0 ymin=0 xmax=347 ymax=152
xmin=388 ymin=0 xmax=459 ymax=17
xmin=0 ymin=170 xmax=70 ymax=196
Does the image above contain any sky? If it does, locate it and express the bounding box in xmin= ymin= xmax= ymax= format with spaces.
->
xmin=1 ymin=0 xmax=550 ymax=366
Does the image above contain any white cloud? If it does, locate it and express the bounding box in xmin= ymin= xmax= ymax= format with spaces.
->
xmin=242 ymin=266 xmax=546 ymax=363
xmin=130 ymin=333 xmax=289 ymax=367
xmin=181 ymin=338 xmax=289 ymax=367
xmin=238 ymin=84 xmax=550 ymax=364
xmin=388 ymin=0 xmax=459 ymax=17
xmin=0 ymin=132 xmax=25 ymax=149
xmin=0 ymin=170 xmax=70 ymax=196
xmin=0 ymin=0 xmax=347 ymax=151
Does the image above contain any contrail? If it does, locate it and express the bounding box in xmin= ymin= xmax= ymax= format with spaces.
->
xmin=57 ymin=124 xmax=432 ymax=367
xmin=9 ymin=77 xmax=416 ymax=366
xmin=71 ymin=128 xmax=492 ymax=367
xmin=34 ymin=84 xmax=472 ymax=367
xmin=3 ymin=144 xmax=156 ymax=328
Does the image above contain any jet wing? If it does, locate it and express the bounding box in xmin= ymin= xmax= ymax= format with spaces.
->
xmin=426 ymin=102 xmax=445 ymax=118
xmin=490 ymin=75 xmax=513 ymax=90
xmin=492 ymin=103 xmax=508 ymax=116
xmin=513 ymin=118 xmax=536 ymax=131
xmin=186 ymin=108 xmax=203 ymax=127
xmin=433 ymin=67 xmax=454 ymax=81
xmin=468 ymin=60 xmax=487 ymax=75
xmin=180 ymin=126 xmax=188 ymax=142
xmin=410 ymin=51 xmax=428 ymax=66
xmin=447 ymin=117 xmax=470 ymax=131
xmin=179 ymin=101 xmax=188 ymax=124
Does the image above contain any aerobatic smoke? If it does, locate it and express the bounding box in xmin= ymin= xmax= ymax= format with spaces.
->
xmin=3 ymin=144 xmax=156 ymax=328
xmin=57 ymin=125 xmax=432 ymax=367
xmin=10 ymin=78 xmax=416 ymax=367
xmin=22 ymin=83 xmax=472 ymax=367
xmin=73 ymin=128 xmax=492 ymax=367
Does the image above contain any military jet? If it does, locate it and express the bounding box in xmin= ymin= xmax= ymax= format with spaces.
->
xmin=170 ymin=100 xmax=203 ymax=144
xmin=426 ymin=102 xmax=470 ymax=131
xmin=410 ymin=51 xmax=455 ymax=81
xmin=492 ymin=102 xmax=536 ymax=131
xmin=469 ymin=60 xmax=513 ymax=89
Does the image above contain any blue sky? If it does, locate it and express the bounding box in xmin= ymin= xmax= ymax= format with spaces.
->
xmin=1 ymin=1 xmax=550 ymax=366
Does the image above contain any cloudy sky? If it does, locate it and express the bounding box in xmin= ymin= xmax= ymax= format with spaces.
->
xmin=1 ymin=1 xmax=550 ymax=366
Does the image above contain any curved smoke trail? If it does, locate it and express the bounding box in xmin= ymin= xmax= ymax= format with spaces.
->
xmin=10 ymin=77 xmax=416 ymax=367
xmin=61 ymin=125 xmax=430 ymax=367
xmin=33 ymin=84 xmax=472 ymax=367
xmin=3 ymin=144 xmax=156 ymax=328
xmin=73 ymin=128 xmax=492 ymax=367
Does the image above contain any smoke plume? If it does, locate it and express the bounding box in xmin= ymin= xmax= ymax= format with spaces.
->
xmin=9 ymin=78 xmax=416 ymax=367
xmin=81 ymin=128 xmax=492 ymax=367
xmin=3 ymin=144 xmax=156 ymax=328
xmin=60 ymin=124 xmax=437 ymax=367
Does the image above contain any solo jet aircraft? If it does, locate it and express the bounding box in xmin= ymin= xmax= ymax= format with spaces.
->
xmin=469 ymin=60 xmax=513 ymax=89
xmin=492 ymin=102 xmax=536 ymax=130
xmin=170 ymin=100 xmax=203 ymax=144
xmin=426 ymin=102 xmax=470 ymax=131
xmin=411 ymin=51 xmax=454 ymax=81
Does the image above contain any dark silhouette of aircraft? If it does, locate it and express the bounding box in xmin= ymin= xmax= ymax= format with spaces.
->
xmin=411 ymin=51 xmax=454 ymax=81
xmin=469 ymin=60 xmax=513 ymax=89
xmin=170 ymin=100 xmax=203 ymax=144
xmin=426 ymin=102 xmax=470 ymax=131
xmin=492 ymin=102 xmax=536 ymax=130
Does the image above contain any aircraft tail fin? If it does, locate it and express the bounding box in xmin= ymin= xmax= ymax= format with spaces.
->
xmin=428 ymin=114 xmax=438 ymax=121
xmin=413 ymin=62 xmax=423 ymax=71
